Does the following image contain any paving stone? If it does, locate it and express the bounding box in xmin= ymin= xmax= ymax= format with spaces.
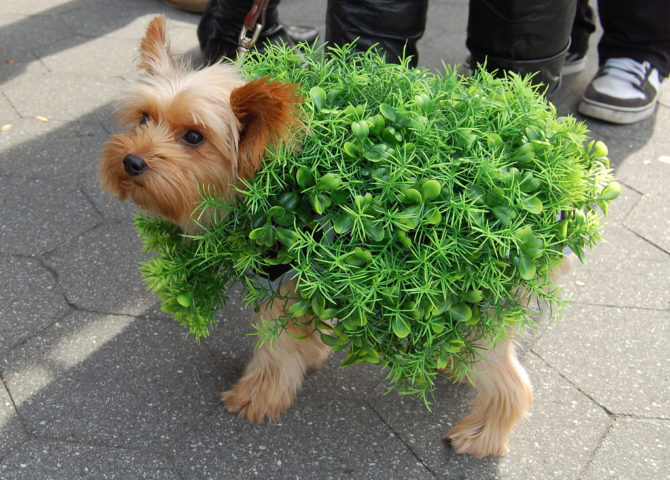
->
xmin=0 ymin=439 xmax=179 ymax=480
xmin=2 ymin=310 xmax=221 ymax=449
xmin=607 ymin=105 xmax=670 ymax=191
xmin=56 ymin=0 xmax=185 ymax=39
xmin=364 ymin=351 xmax=610 ymax=479
xmin=170 ymin=398 xmax=433 ymax=480
xmin=2 ymin=71 xmax=126 ymax=122
xmin=0 ymin=117 xmax=107 ymax=184
xmin=0 ymin=13 xmax=72 ymax=70
xmin=533 ymin=305 xmax=670 ymax=418
xmin=0 ymin=255 xmax=70 ymax=354
xmin=4 ymin=0 xmax=74 ymax=15
xmin=0 ymin=176 xmax=101 ymax=256
xmin=0 ymin=93 xmax=18 ymax=122
xmin=564 ymin=223 xmax=670 ymax=310
xmin=418 ymin=0 xmax=469 ymax=71
xmin=42 ymin=221 xmax=156 ymax=316
xmin=624 ymin=187 xmax=670 ymax=253
xmin=496 ymin=354 xmax=611 ymax=480
xmin=36 ymin=35 xmax=139 ymax=80
xmin=581 ymin=418 xmax=670 ymax=480
xmin=0 ymin=382 xmax=28 ymax=460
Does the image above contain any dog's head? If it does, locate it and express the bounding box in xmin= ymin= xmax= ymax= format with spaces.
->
xmin=100 ymin=16 xmax=301 ymax=231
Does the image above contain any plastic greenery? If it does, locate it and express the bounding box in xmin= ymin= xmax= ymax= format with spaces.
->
xmin=136 ymin=42 xmax=620 ymax=402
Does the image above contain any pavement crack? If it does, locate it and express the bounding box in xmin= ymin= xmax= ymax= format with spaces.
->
xmin=364 ymin=400 xmax=440 ymax=479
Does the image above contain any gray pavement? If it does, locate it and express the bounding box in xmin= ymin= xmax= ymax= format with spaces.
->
xmin=1 ymin=0 xmax=669 ymax=478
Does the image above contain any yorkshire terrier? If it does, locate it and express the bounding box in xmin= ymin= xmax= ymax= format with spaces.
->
xmin=101 ymin=16 xmax=540 ymax=458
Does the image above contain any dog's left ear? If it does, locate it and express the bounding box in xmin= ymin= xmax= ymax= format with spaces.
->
xmin=230 ymin=77 xmax=302 ymax=179
xmin=139 ymin=15 xmax=177 ymax=75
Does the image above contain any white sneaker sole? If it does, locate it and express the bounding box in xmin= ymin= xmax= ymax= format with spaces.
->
xmin=578 ymin=98 xmax=657 ymax=124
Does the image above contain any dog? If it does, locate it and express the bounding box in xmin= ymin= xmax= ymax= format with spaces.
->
xmin=101 ymin=16 xmax=542 ymax=458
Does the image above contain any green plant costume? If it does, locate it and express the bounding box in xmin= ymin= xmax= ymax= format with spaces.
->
xmin=135 ymin=43 xmax=620 ymax=402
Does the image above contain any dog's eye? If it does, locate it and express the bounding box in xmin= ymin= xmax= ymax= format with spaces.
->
xmin=140 ymin=113 xmax=150 ymax=125
xmin=184 ymin=130 xmax=204 ymax=146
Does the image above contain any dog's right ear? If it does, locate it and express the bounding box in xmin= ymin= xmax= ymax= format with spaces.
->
xmin=138 ymin=15 xmax=177 ymax=75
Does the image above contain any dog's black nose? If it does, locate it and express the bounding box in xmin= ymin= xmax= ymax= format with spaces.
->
xmin=123 ymin=154 xmax=147 ymax=176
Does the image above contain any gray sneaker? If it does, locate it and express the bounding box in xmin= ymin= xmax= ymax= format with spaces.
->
xmin=578 ymin=57 xmax=662 ymax=124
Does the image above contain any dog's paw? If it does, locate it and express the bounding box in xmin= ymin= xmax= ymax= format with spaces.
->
xmin=445 ymin=416 xmax=510 ymax=458
xmin=221 ymin=378 xmax=294 ymax=423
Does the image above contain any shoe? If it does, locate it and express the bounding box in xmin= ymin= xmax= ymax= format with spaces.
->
xmin=163 ymin=0 xmax=208 ymax=13
xmin=562 ymin=51 xmax=587 ymax=75
xmin=578 ymin=57 xmax=662 ymax=124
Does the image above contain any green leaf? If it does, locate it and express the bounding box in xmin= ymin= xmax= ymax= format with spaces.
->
xmin=460 ymin=289 xmax=483 ymax=303
xmin=445 ymin=339 xmax=465 ymax=353
xmin=514 ymin=225 xmax=533 ymax=243
xmin=486 ymin=133 xmax=504 ymax=150
xmin=511 ymin=143 xmax=535 ymax=164
xmin=402 ymin=188 xmax=423 ymax=205
xmin=278 ymin=191 xmax=299 ymax=211
xmin=379 ymin=103 xmax=397 ymax=122
xmin=289 ymin=299 xmax=312 ymax=317
xmin=176 ymin=293 xmax=192 ymax=308
xmin=343 ymin=141 xmax=361 ymax=158
xmin=518 ymin=253 xmax=536 ymax=280
xmin=268 ymin=205 xmax=285 ymax=218
xmin=309 ymin=86 xmax=326 ymax=111
xmin=392 ymin=316 xmax=411 ymax=338
xmin=333 ymin=213 xmax=354 ymax=234
xmin=343 ymin=247 xmax=373 ymax=266
xmin=591 ymin=140 xmax=608 ymax=158
xmin=296 ymin=166 xmax=313 ymax=188
xmin=320 ymin=332 xmax=345 ymax=348
xmin=249 ymin=227 xmax=274 ymax=247
xmin=424 ymin=207 xmax=442 ymax=225
xmin=309 ymin=192 xmax=332 ymax=214
xmin=275 ymin=227 xmax=300 ymax=247
xmin=436 ymin=348 xmax=449 ymax=369
xmin=311 ymin=294 xmax=326 ymax=317
xmin=317 ymin=173 xmax=342 ymax=192
xmin=351 ymin=120 xmax=369 ymax=142
xmin=450 ymin=304 xmax=472 ymax=323
xmin=492 ymin=206 xmax=516 ymax=224
xmin=599 ymin=181 xmax=621 ymax=202
xmin=421 ymin=179 xmax=441 ymax=201
xmin=521 ymin=196 xmax=544 ymax=215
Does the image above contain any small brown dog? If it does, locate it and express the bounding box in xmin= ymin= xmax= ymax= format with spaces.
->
xmin=101 ymin=16 xmax=536 ymax=458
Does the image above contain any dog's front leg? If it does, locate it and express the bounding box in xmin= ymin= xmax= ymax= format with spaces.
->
xmin=222 ymin=281 xmax=331 ymax=422
xmin=445 ymin=337 xmax=533 ymax=458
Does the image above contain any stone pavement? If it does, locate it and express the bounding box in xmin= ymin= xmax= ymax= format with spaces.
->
xmin=1 ymin=0 xmax=668 ymax=478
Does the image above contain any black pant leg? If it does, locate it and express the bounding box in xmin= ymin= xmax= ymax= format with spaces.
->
xmin=325 ymin=0 xmax=429 ymax=67
xmin=571 ymin=0 xmax=596 ymax=57
xmin=466 ymin=0 xmax=577 ymax=94
xmin=597 ymin=0 xmax=670 ymax=77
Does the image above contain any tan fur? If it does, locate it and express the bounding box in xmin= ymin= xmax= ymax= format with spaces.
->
xmin=446 ymin=338 xmax=533 ymax=458
xmin=221 ymin=279 xmax=331 ymax=421
xmin=101 ymin=15 xmax=571 ymax=459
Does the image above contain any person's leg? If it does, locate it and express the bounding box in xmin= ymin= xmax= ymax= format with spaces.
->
xmin=198 ymin=0 xmax=289 ymax=64
xmin=578 ymin=0 xmax=670 ymax=123
xmin=563 ymin=0 xmax=596 ymax=74
xmin=326 ymin=0 xmax=428 ymax=67
xmin=597 ymin=0 xmax=670 ymax=76
xmin=466 ymin=0 xmax=577 ymax=95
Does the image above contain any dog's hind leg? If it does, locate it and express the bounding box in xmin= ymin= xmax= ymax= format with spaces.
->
xmin=222 ymin=280 xmax=331 ymax=422
xmin=445 ymin=337 xmax=533 ymax=458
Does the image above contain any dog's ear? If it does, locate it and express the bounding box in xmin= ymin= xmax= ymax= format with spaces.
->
xmin=138 ymin=15 xmax=177 ymax=75
xmin=230 ymin=77 xmax=302 ymax=179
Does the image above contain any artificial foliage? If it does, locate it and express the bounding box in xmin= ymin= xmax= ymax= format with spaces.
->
xmin=136 ymin=42 xmax=620 ymax=402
